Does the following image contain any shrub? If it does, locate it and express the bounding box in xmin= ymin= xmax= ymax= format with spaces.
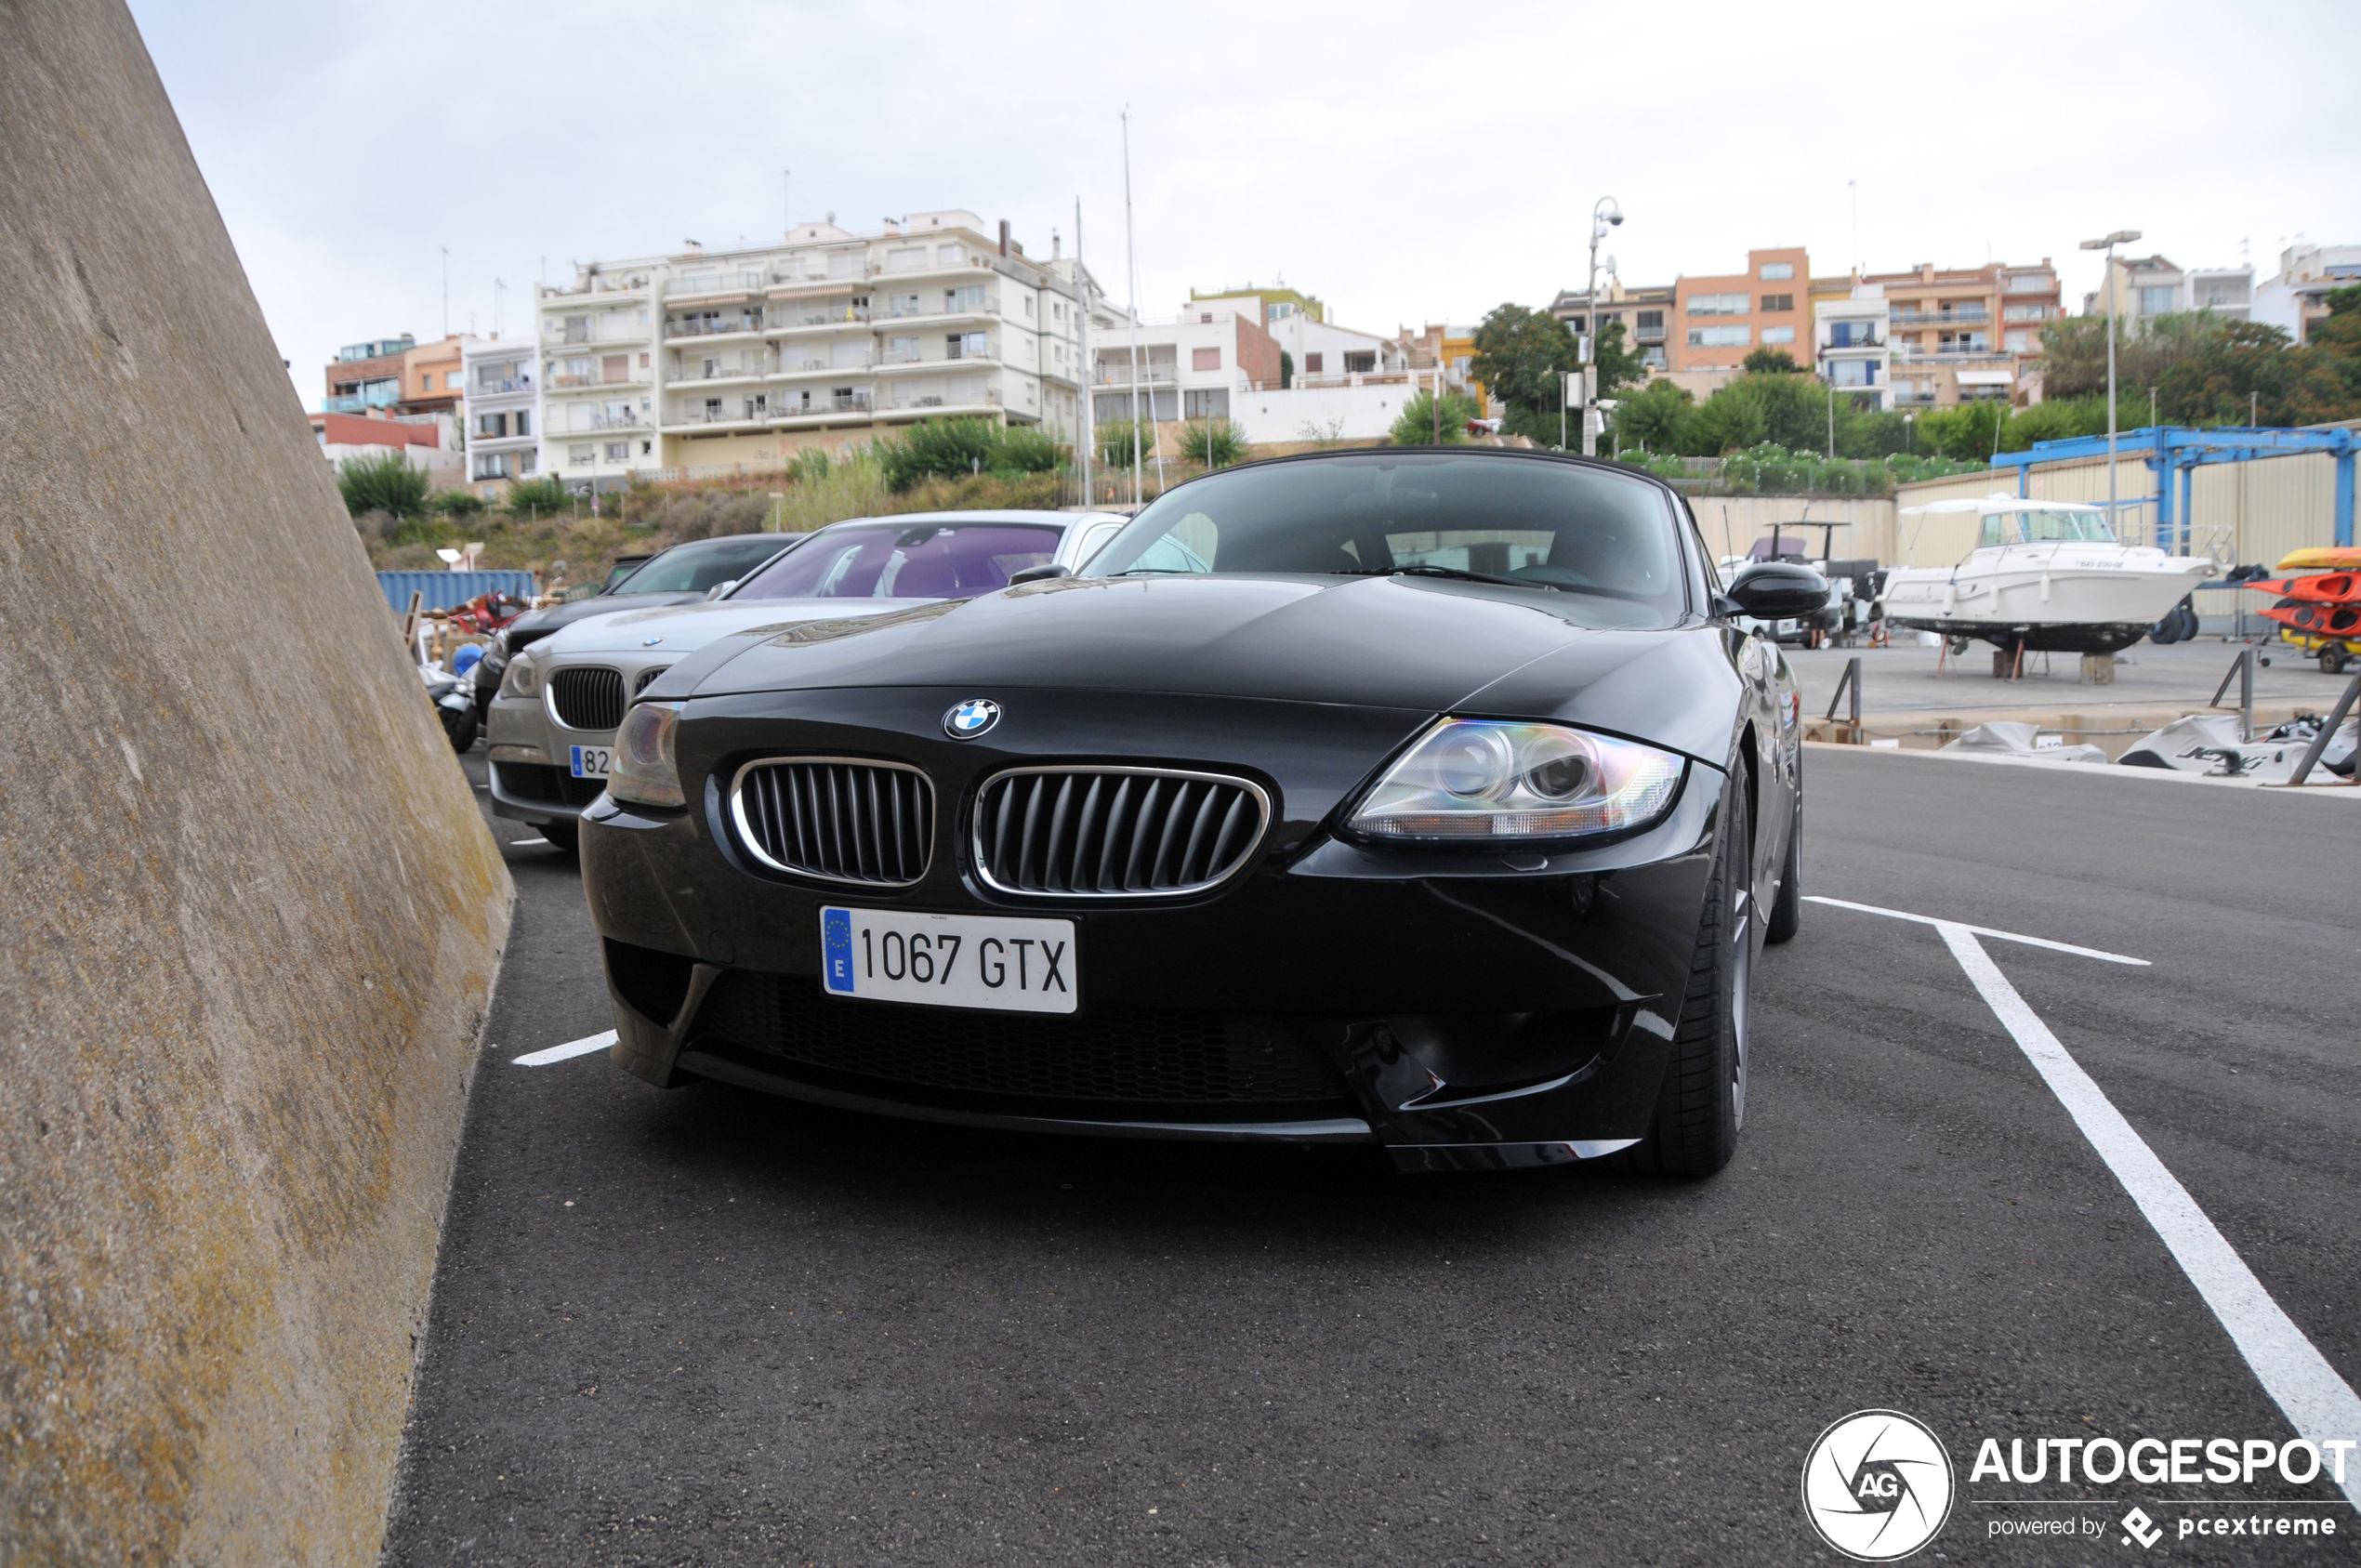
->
xmin=504 ymin=476 xmax=571 ymax=517
xmin=336 ymin=451 xmax=429 ymax=518
xmin=1390 ymin=390 xmax=1480 ymax=447
xmin=1095 ymin=418 xmax=1149 ymax=468
xmin=989 ymin=425 xmax=1062 ymax=475
xmin=429 ymin=489 xmax=486 ymax=516
xmin=1174 ymin=419 xmax=1249 ymax=468
xmin=786 ymin=444 xmax=832 ymax=483
xmin=882 ymin=417 xmax=1000 ymax=491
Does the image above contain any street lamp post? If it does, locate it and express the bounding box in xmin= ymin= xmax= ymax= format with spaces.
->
xmin=1582 ymin=197 xmax=1623 ymax=456
xmin=2078 ymin=229 xmax=2142 ymax=538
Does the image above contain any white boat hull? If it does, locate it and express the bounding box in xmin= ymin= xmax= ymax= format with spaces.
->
xmin=1884 ymin=545 xmax=2209 ymax=652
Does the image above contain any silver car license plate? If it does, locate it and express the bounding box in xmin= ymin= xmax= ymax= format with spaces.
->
xmin=570 ymin=744 xmax=612 ymax=779
xmin=820 ymin=906 xmax=1075 ymax=1014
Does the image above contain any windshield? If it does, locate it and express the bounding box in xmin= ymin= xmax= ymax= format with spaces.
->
xmin=1088 ymin=453 xmax=1690 ymax=626
xmin=617 ymin=535 xmax=796 ymax=593
xmin=1980 ymin=510 xmax=2117 ymax=547
xmin=733 ymin=522 xmax=1061 ymax=600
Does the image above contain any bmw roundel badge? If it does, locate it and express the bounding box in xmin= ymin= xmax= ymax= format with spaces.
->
xmin=642 ymin=636 xmax=665 ymax=646
xmin=943 ymin=698 xmax=1001 ymax=739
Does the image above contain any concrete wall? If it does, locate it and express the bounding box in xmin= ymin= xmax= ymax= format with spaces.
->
xmin=0 ymin=5 xmax=511 ymax=1563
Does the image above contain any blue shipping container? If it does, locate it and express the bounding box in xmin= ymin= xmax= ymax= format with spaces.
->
xmin=377 ymin=570 xmax=540 ymax=614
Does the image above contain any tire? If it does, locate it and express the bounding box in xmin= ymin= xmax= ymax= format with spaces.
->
xmin=1764 ymin=774 xmax=1801 ymax=946
xmin=442 ymin=708 xmax=479 ymax=753
xmin=1946 ymin=636 xmax=1972 ymax=656
xmin=540 ymin=819 xmax=580 ymax=855
xmin=1615 ymin=774 xmax=1753 ymax=1177
xmin=2323 ymin=648 xmax=2349 ymax=676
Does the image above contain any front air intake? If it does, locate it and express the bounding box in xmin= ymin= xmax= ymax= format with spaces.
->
xmin=549 ymin=666 xmax=626 ymax=731
xmin=730 ymin=758 xmax=934 ymax=888
xmin=972 ymin=767 xmax=1268 ymax=898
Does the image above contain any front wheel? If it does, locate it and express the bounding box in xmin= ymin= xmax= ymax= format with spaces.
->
xmin=2323 ymin=647 xmax=2349 ymax=676
xmin=1614 ymin=781 xmax=1752 ymax=1177
xmin=539 ymin=819 xmax=580 ymax=855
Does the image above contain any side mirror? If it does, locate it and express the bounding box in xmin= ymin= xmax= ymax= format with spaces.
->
xmin=1724 ymin=561 xmax=1827 ymax=621
xmin=704 ymin=578 xmax=739 ymax=601
xmin=1009 ymin=563 xmax=1071 ymax=585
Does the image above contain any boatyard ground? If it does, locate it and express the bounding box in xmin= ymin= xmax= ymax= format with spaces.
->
xmin=380 ymin=746 xmax=2361 ymax=1565
xmin=1790 ymin=638 xmax=2355 ymax=755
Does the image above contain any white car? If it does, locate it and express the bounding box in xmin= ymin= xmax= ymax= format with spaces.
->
xmin=485 ymin=510 xmax=1128 ymax=850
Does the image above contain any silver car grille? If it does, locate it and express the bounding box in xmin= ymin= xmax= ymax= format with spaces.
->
xmin=731 ymin=758 xmax=934 ymax=888
xmin=550 ymin=666 xmax=626 ymax=731
xmin=972 ymin=768 xmax=1268 ymax=898
xmin=632 ymin=665 xmax=671 ymax=695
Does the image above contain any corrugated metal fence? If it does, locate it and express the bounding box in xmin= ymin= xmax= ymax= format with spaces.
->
xmin=376 ymin=570 xmax=540 ymax=613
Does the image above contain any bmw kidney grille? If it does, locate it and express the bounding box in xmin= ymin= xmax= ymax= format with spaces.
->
xmin=549 ymin=666 xmax=626 ymax=731
xmin=974 ymin=767 xmax=1269 ymax=897
xmin=732 ymin=758 xmax=934 ymax=888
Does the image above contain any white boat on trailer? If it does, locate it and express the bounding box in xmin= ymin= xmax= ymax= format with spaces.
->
xmin=1882 ymin=494 xmax=2211 ymax=653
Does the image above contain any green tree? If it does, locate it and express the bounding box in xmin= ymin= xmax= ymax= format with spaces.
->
xmin=1389 ymin=389 xmax=1480 ymax=446
xmin=1469 ymin=303 xmax=1576 ymax=414
xmin=1742 ymin=348 xmax=1803 ymax=375
xmin=1176 ymin=419 xmax=1249 ymax=467
xmin=988 ymin=425 xmax=1062 ymax=475
xmin=1096 ymin=418 xmax=1148 ymax=468
xmin=2037 ymin=311 xmax=2223 ymax=402
xmin=1682 ymin=371 xmax=1827 ymax=455
xmin=2285 ymin=285 xmax=2361 ymax=425
xmin=336 ymin=450 xmax=430 ymax=517
xmin=1609 ymin=377 xmax=1694 ymax=452
xmin=2154 ymin=321 xmax=2300 ymax=426
xmin=1590 ymin=319 xmax=1648 ymax=402
xmin=1279 ymin=349 xmax=1294 ymax=389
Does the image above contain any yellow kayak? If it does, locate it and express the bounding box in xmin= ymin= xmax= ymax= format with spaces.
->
xmin=2276 ymin=547 xmax=2361 ymax=572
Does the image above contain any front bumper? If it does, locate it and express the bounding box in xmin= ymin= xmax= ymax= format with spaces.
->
xmin=579 ymin=687 xmax=1729 ymax=1170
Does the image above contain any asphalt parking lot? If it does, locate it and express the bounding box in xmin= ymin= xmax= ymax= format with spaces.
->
xmin=384 ymin=747 xmax=2361 ymax=1566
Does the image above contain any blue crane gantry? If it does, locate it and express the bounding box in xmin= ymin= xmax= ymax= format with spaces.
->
xmin=1986 ymin=425 xmax=2357 ymax=553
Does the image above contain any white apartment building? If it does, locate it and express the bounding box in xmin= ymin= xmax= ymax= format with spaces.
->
xmin=534 ymin=210 xmax=1101 ymax=490
xmin=460 ymin=335 xmax=538 ymax=497
xmin=2085 ymin=256 xmax=2252 ymax=323
xmin=2254 ymin=242 xmax=2361 ymax=346
xmin=1814 ymin=285 xmax=1892 ymax=410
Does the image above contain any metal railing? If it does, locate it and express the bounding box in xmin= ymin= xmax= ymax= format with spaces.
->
xmin=471 ymin=376 xmax=533 ymax=394
xmin=781 ymin=351 xmax=875 ymax=372
xmin=554 ymin=412 xmax=640 ymax=430
xmin=666 ymin=315 xmax=764 ymax=338
xmin=787 ymin=306 xmax=871 ymax=326
xmin=1891 ymin=306 xmax=1989 ymax=325
xmin=547 ymin=275 xmax=649 ymax=296
xmin=1092 ymin=365 xmax=1179 ymax=386
xmin=669 ymin=272 xmax=768 ymax=297
xmin=1820 ymin=335 xmax=1886 ymax=350
xmin=672 ymin=358 xmax=769 ymax=380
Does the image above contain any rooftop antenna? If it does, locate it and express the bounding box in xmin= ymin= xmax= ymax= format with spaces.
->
xmin=441 ymin=245 xmax=450 ymax=337
xmin=494 ymin=277 xmax=505 ymax=337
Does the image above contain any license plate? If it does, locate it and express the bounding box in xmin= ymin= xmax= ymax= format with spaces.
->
xmin=821 ymin=907 xmax=1075 ymax=1014
xmin=570 ymin=744 xmax=612 ymax=779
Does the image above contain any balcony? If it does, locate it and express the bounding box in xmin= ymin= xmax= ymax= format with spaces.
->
xmin=1092 ymin=364 xmax=1179 ymax=386
xmin=888 ymin=388 xmax=1002 ymax=414
xmin=1634 ymin=326 xmax=1667 ymax=343
xmin=781 ymin=305 xmax=872 ymax=327
xmin=668 ymin=270 xmax=768 ymax=298
xmin=666 ymin=314 xmax=764 ymax=339
xmin=553 ymin=412 xmax=642 ymax=431
xmin=670 ymin=356 xmax=771 ymax=381
xmin=550 ymin=371 xmax=645 ymax=389
xmin=1818 ymin=335 xmax=1886 ymax=352
xmin=773 ymin=391 xmax=874 ymax=417
xmin=547 ymin=273 xmax=649 ymax=297
xmin=470 ymin=376 xmax=534 ymax=395
xmin=674 ymin=403 xmax=769 ymax=426
xmin=323 ymin=395 xmax=364 ymax=414
xmin=1890 ymin=306 xmax=1988 ymax=325
xmin=779 ymin=351 xmax=876 ymax=374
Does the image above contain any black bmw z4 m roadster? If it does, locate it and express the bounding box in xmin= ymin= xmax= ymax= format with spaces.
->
xmin=580 ymin=448 xmax=1825 ymax=1175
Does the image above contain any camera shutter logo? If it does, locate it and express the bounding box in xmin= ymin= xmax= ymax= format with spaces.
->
xmin=1801 ymin=1410 xmax=1956 ymax=1561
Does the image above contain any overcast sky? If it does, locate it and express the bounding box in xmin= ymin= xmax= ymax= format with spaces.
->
xmin=128 ymin=0 xmax=2361 ymax=411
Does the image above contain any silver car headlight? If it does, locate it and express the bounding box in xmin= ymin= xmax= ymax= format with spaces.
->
xmin=1348 ymin=719 xmax=1684 ymax=840
xmin=609 ymin=702 xmax=684 ymax=810
xmin=499 ymin=651 xmax=541 ymax=698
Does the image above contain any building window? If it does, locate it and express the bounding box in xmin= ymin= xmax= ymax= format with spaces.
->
xmin=1303 ymin=352 xmax=1323 ymax=374
xmin=1343 ymin=351 xmax=1375 ymax=374
xmin=1023 ymin=296 xmax=1035 ymax=316
xmin=2002 ymin=304 xmax=2049 ymax=322
xmin=946 ymin=284 xmax=986 ymax=313
xmin=519 ymin=451 xmax=536 ymax=474
xmin=1761 ymin=294 xmax=1793 ymax=313
xmin=1761 ymin=262 xmax=1794 ymax=281
xmin=2139 ymin=286 xmax=2175 ymax=315
xmin=938 ymin=243 xmax=962 ymax=267
xmin=1829 ymin=359 xmax=1875 ymax=388
xmin=1686 ymin=293 xmax=1748 ymax=316
xmin=1635 ymin=310 xmax=1665 ymax=336
xmin=888 ymin=246 xmax=928 ymax=273
xmin=568 ymin=444 xmax=593 ymax=467
xmin=828 ymin=252 xmax=860 ymax=279
xmin=1761 ymin=325 xmax=1795 ymax=345
xmin=2005 ymin=331 xmax=2031 ymax=351
xmin=516 ymin=410 xmax=531 ymax=437
xmin=1642 ymin=346 xmax=1669 ymax=370
xmin=1686 ymin=324 xmax=1752 ymax=348
xmin=887 ymin=335 xmax=920 ymax=363
xmin=605 ymin=441 xmax=628 ymax=462
xmin=476 ymin=412 xmax=508 ymax=438
xmin=946 ymin=331 xmax=987 ymax=360
xmin=1192 ymin=347 xmax=1221 ymax=372
xmin=1184 ymin=388 xmax=1231 ymax=419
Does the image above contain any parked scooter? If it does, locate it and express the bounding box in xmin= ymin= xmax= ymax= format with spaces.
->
xmin=420 ymin=662 xmax=479 ymax=752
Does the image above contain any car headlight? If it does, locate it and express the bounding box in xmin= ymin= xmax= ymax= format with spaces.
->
xmin=609 ymin=701 xmax=684 ymax=810
xmin=499 ymin=652 xmax=540 ymax=698
xmin=1348 ymin=719 xmax=1683 ymax=840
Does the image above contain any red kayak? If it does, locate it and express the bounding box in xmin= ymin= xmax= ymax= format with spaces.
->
xmin=2263 ymin=600 xmax=2361 ymax=636
xmin=2244 ymin=573 xmax=2360 ymax=603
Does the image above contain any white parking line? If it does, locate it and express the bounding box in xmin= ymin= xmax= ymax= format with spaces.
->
xmin=511 ymin=1030 xmax=616 ymax=1066
xmin=1804 ymin=895 xmax=2148 ymax=966
xmin=1819 ymin=898 xmax=2361 ymax=1509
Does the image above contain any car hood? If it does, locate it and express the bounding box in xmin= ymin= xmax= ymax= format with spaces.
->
xmin=542 ymin=596 xmax=943 ymax=656
xmin=508 ymin=590 xmax=708 ymax=645
xmin=656 ymin=574 xmax=1736 ymax=761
